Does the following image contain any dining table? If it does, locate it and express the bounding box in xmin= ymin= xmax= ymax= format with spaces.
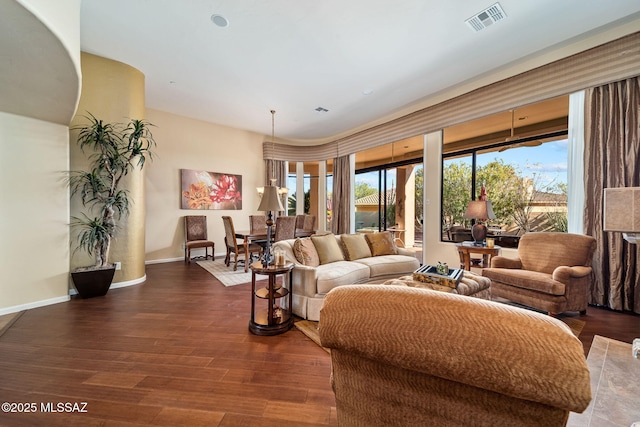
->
xmin=234 ymin=227 xmax=316 ymax=272
xmin=234 ymin=229 xmax=270 ymax=272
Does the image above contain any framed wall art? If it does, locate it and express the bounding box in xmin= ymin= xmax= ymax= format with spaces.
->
xmin=181 ymin=169 xmax=242 ymax=210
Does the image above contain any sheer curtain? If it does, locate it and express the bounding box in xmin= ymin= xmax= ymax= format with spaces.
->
xmin=567 ymin=91 xmax=585 ymax=234
xmin=584 ymin=76 xmax=640 ymax=313
xmin=331 ymin=155 xmax=351 ymax=234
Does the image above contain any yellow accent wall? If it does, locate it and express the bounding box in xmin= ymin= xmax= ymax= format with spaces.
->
xmin=69 ymin=53 xmax=146 ymax=282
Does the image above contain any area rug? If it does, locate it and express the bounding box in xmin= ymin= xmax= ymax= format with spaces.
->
xmin=293 ymin=317 xmax=584 ymax=354
xmin=295 ymin=320 xmax=330 ymax=353
xmin=560 ymin=317 xmax=585 ymax=337
xmin=0 ymin=311 xmax=24 ymax=338
xmin=196 ymin=260 xmax=252 ymax=287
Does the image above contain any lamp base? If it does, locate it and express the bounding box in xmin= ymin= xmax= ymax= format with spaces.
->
xmin=261 ymin=214 xmax=275 ymax=267
xmin=471 ymin=223 xmax=487 ymax=246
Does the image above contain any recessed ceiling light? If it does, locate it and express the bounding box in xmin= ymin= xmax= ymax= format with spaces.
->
xmin=211 ymin=14 xmax=229 ymax=28
xmin=362 ymin=89 xmax=374 ymax=95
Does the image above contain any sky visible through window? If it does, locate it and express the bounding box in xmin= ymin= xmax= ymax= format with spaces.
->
xmin=478 ymin=139 xmax=568 ymax=188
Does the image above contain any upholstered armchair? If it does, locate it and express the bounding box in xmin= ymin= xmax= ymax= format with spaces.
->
xmin=482 ymin=232 xmax=597 ymax=315
xmin=319 ymin=285 xmax=591 ymax=427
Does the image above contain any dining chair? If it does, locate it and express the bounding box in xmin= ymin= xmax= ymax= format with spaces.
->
xmin=249 ymin=214 xmax=269 ymax=251
xmin=222 ymin=216 xmax=262 ymax=271
xmin=295 ymin=214 xmax=316 ymax=237
xmin=249 ymin=215 xmax=267 ymax=232
xmin=184 ymin=216 xmax=215 ymax=263
xmin=274 ymin=216 xmax=296 ymax=242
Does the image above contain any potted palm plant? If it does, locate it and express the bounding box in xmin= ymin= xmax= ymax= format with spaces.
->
xmin=68 ymin=113 xmax=156 ymax=298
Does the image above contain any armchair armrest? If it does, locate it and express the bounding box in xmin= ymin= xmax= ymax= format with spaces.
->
xmin=490 ymin=256 xmax=522 ymax=269
xmin=552 ymin=266 xmax=592 ymax=284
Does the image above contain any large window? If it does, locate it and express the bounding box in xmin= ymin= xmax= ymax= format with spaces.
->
xmin=441 ymin=96 xmax=569 ymax=246
xmin=353 ymin=136 xmax=424 ymax=253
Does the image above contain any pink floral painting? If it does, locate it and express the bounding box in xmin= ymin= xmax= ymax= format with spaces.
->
xmin=181 ymin=169 xmax=242 ymax=210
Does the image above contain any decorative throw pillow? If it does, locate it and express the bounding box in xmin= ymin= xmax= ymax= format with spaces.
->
xmin=340 ymin=234 xmax=372 ymax=260
xmin=365 ymin=231 xmax=398 ymax=256
xmin=293 ymin=238 xmax=320 ymax=267
xmin=311 ymin=233 xmax=345 ymax=265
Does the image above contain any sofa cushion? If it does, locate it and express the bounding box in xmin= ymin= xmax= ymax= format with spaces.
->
xmin=353 ymin=255 xmax=419 ymax=278
xmin=340 ymin=234 xmax=372 ymax=260
xmin=293 ymin=237 xmax=320 ymax=267
xmin=311 ymin=233 xmax=345 ymax=264
xmin=364 ymin=231 xmax=398 ymax=256
xmin=316 ymin=261 xmax=370 ymax=294
xmin=482 ymin=268 xmax=566 ymax=296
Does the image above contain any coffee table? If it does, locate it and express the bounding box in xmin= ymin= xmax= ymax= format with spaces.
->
xmin=567 ymin=335 xmax=640 ymax=426
xmin=379 ymin=270 xmax=491 ymax=300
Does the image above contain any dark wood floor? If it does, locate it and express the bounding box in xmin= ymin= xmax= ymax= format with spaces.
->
xmin=1 ymin=261 xmax=639 ymax=426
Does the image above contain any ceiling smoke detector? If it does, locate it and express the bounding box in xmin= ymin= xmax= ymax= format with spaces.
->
xmin=465 ymin=3 xmax=506 ymax=32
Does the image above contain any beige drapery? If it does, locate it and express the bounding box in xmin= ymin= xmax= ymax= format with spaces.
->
xmin=264 ymin=159 xmax=287 ymax=214
xmin=331 ymin=155 xmax=351 ymax=234
xmin=584 ymin=76 xmax=640 ymax=313
xmin=264 ymin=159 xmax=286 ymax=189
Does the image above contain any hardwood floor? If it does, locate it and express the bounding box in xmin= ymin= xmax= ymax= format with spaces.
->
xmin=1 ymin=261 xmax=639 ymax=426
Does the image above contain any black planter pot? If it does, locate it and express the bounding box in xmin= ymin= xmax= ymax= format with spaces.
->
xmin=71 ymin=266 xmax=116 ymax=298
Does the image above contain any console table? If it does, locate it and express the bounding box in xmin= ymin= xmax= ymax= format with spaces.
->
xmin=567 ymin=335 xmax=640 ymax=426
xmin=249 ymin=261 xmax=294 ymax=336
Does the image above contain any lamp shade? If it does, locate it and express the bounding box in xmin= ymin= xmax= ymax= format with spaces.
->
xmin=463 ymin=200 xmax=496 ymax=220
xmin=258 ymin=185 xmax=285 ymax=212
xmin=604 ymin=187 xmax=640 ymax=244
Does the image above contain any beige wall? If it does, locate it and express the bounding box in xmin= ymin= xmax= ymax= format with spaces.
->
xmin=0 ymin=112 xmax=71 ymax=311
xmin=0 ymin=0 xmax=80 ymax=314
xmin=145 ymin=109 xmax=266 ymax=262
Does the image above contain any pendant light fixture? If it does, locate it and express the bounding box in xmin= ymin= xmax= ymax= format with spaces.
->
xmin=257 ymin=110 xmax=285 ymax=266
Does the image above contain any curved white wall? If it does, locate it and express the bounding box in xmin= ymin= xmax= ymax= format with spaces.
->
xmin=0 ymin=0 xmax=81 ymax=125
xmin=0 ymin=0 xmax=81 ymax=313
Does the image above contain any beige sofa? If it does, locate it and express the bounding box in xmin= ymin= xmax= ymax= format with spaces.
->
xmin=272 ymin=231 xmax=420 ymax=321
xmin=319 ymin=284 xmax=592 ymax=426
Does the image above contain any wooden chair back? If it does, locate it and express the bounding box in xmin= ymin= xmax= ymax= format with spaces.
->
xmin=222 ymin=216 xmax=238 ymax=251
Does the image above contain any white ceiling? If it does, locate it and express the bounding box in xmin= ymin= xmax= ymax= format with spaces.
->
xmin=79 ymin=0 xmax=640 ymax=142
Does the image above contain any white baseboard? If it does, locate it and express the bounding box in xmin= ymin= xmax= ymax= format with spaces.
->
xmin=0 ymin=295 xmax=70 ymax=316
xmin=145 ymin=254 xmax=223 ymax=265
xmin=146 ymin=257 xmax=183 ymax=264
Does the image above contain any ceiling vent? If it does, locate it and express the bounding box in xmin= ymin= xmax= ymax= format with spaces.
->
xmin=465 ymin=3 xmax=506 ymax=32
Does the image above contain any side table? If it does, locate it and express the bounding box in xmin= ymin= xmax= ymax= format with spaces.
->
xmin=567 ymin=335 xmax=640 ymax=426
xmin=249 ymin=261 xmax=294 ymax=336
xmin=456 ymin=242 xmax=501 ymax=270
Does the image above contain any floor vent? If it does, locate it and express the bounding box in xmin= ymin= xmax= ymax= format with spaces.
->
xmin=465 ymin=3 xmax=506 ymax=32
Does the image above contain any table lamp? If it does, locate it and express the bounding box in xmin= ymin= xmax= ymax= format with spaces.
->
xmin=463 ymin=200 xmax=496 ymax=246
xmin=603 ymin=187 xmax=640 ymax=244
xmin=258 ymin=179 xmax=285 ymax=266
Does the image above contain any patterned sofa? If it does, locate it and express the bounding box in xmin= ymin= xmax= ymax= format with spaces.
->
xmin=319 ymin=285 xmax=592 ymax=426
xmin=272 ymin=231 xmax=420 ymax=321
